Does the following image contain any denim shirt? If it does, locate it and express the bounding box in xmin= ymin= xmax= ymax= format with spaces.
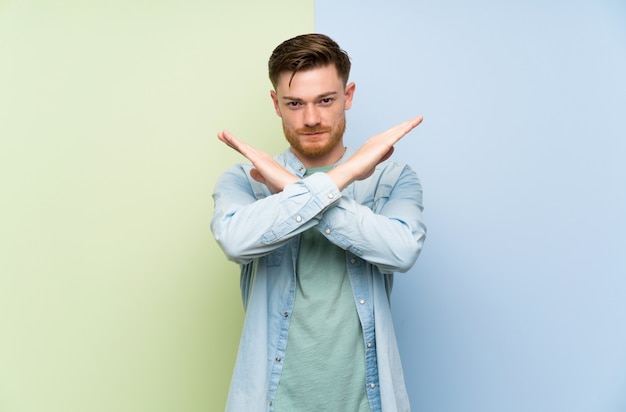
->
xmin=211 ymin=148 xmax=426 ymax=412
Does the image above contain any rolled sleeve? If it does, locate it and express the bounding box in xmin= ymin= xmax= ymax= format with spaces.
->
xmin=317 ymin=163 xmax=426 ymax=273
xmin=211 ymin=167 xmax=341 ymax=264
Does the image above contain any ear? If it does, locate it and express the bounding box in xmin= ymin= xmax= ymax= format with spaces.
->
xmin=344 ymin=82 xmax=356 ymax=110
xmin=270 ymin=90 xmax=282 ymax=117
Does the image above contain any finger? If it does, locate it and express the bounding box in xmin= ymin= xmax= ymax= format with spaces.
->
xmin=217 ymin=130 xmax=237 ymax=150
xmin=411 ymin=115 xmax=424 ymax=127
xmin=383 ymin=116 xmax=424 ymax=143
xmin=396 ymin=116 xmax=424 ymax=136
xmin=218 ymin=130 xmax=254 ymax=158
xmin=218 ymin=130 xmax=241 ymax=149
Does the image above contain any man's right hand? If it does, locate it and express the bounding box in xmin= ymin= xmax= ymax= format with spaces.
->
xmin=217 ymin=130 xmax=299 ymax=194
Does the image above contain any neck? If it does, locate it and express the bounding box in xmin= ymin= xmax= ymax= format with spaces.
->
xmin=292 ymin=146 xmax=347 ymax=169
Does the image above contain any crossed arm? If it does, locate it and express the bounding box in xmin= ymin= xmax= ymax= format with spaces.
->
xmin=212 ymin=116 xmax=426 ymax=270
xmin=217 ymin=116 xmax=423 ymax=193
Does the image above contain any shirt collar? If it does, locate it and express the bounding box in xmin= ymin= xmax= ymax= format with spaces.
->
xmin=280 ymin=147 xmax=354 ymax=178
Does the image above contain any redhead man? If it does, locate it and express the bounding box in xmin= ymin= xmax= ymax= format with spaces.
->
xmin=211 ymin=33 xmax=426 ymax=412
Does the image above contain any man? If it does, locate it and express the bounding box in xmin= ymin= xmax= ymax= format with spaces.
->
xmin=211 ymin=33 xmax=426 ymax=412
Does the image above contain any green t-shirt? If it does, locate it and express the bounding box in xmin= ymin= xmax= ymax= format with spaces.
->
xmin=274 ymin=169 xmax=370 ymax=412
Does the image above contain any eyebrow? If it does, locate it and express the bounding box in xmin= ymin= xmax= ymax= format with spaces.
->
xmin=281 ymin=91 xmax=339 ymax=102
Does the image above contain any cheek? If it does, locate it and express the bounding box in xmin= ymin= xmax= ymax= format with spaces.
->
xmin=282 ymin=113 xmax=301 ymax=129
xmin=280 ymin=116 xmax=294 ymax=130
xmin=327 ymin=108 xmax=345 ymax=126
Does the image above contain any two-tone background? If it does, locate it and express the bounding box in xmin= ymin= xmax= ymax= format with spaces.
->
xmin=1 ymin=1 xmax=624 ymax=411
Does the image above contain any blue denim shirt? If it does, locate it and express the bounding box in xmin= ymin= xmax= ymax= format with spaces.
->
xmin=211 ymin=148 xmax=426 ymax=412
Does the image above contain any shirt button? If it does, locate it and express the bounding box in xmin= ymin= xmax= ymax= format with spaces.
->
xmin=275 ymin=357 xmax=281 ymax=362
xmin=284 ymin=312 xmax=289 ymax=317
xmin=350 ymin=258 xmax=356 ymax=264
xmin=370 ymin=383 xmax=376 ymax=389
xmin=328 ymin=193 xmax=334 ymax=199
xmin=359 ymin=299 xmax=365 ymax=305
xmin=295 ymin=216 xmax=302 ymax=222
xmin=325 ymin=228 xmax=331 ymax=235
xmin=367 ymin=342 xmax=372 ymax=348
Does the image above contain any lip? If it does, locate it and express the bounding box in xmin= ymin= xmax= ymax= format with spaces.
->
xmin=301 ymin=132 xmax=327 ymax=138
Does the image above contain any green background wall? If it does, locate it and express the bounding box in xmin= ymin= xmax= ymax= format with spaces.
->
xmin=0 ymin=1 xmax=313 ymax=411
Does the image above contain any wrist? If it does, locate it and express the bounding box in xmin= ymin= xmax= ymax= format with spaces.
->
xmin=326 ymin=162 xmax=354 ymax=191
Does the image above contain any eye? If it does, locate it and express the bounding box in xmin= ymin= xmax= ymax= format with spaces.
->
xmin=320 ymin=98 xmax=334 ymax=105
xmin=287 ymin=101 xmax=301 ymax=108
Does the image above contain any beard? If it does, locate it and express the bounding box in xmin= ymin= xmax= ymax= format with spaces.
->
xmin=283 ymin=116 xmax=346 ymax=158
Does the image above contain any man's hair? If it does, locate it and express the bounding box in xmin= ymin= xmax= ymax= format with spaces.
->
xmin=268 ymin=33 xmax=351 ymax=88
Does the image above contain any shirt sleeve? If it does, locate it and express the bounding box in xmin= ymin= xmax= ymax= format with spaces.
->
xmin=316 ymin=163 xmax=427 ymax=274
xmin=211 ymin=163 xmax=342 ymax=264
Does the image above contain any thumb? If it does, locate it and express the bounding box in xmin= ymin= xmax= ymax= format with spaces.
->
xmin=250 ymin=168 xmax=266 ymax=184
xmin=379 ymin=147 xmax=394 ymax=163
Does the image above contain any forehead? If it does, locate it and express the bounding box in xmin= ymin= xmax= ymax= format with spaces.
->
xmin=275 ymin=65 xmax=344 ymax=98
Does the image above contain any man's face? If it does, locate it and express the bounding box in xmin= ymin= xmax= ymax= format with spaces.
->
xmin=271 ymin=65 xmax=355 ymax=167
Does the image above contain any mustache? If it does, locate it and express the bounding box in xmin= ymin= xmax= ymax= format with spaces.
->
xmin=296 ymin=126 xmax=331 ymax=134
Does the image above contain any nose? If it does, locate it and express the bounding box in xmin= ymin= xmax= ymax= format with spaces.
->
xmin=303 ymin=105 xmax=321 ymax=128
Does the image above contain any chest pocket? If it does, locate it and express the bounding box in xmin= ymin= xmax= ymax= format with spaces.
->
xmin=265 ymin=244 xmax=287 ymax=267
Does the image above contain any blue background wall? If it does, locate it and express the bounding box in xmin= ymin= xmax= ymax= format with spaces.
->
xmin=316 ymin=1 xmax=626 ymax=411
